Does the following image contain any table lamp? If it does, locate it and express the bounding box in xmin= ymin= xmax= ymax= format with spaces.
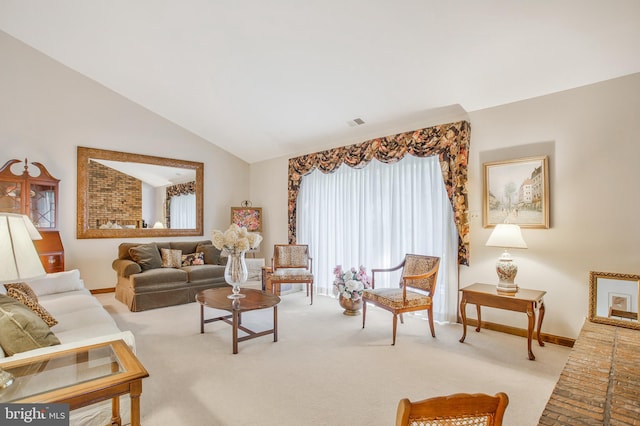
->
xmin=0 ymin=213 xmax=46 ymax=389
xmin=485 ymin=223 xmax=527 ymax=294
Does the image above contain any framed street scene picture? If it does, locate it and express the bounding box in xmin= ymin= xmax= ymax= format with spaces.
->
xmin=483 ymin=156 xmax=549 ymax=228
xmin=230 ymin=207 xmax=262 ymax=232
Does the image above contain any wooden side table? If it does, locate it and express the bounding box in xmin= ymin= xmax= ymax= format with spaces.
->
xmin=459 ymin=283 xmax=546 ymax=360
xmin=0 ymin=339 xmax=148 ymax=425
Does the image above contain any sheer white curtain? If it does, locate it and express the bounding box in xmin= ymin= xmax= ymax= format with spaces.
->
xmin=169 ymin=193 xmax=196 ymax=229
xmin=297 ymin=155 xmax=459 ymax=322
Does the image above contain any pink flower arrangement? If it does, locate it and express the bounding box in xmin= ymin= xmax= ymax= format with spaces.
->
xmin=333 ymin=265 xmax=372 ymax=301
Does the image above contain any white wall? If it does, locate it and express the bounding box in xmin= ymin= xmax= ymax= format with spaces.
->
xmin=251 ymin=73 xmax=640 ymax=340
xmin=0 ymin=31 xmax=250 ymax=289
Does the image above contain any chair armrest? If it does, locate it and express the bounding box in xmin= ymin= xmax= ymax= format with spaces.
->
xmin=371 ymin=260 xmax=405 ymax=289
xmin=403 ymin=268 xmax=438 ymax=281
xmin=112 ymin=259 xmax=142 ymax=277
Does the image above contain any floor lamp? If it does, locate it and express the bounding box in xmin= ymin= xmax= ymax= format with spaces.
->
xmin=0 ymin=213 xmax=46 ymax=389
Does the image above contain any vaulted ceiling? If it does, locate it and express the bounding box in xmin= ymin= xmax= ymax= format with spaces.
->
xmin=1 ymin=1 xmax=639 ymax=163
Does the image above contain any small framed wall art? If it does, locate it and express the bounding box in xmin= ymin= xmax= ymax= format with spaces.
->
xmin=483 ymin=156 xmax=549 ymax=228
xmin=230 ymin=207 xmax=262 ymax=232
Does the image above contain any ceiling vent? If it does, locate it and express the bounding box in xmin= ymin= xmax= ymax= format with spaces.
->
xmin=347 ymin=117 xmax=366 ymax=127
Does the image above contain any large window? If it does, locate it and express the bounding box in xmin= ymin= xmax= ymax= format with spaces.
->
xmin=169 ymin=193 xmax=196 ymax=229
xmin=297 ymin=155 xmax=459 ymax=322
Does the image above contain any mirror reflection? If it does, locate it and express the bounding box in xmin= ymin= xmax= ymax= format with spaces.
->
xmin=89 ymin=159 xmax=196 ymax=230
xmin=77 ymin=147 xmax=203 ymax=239
xmin=589 ymin=271 xmax=640 ymax=330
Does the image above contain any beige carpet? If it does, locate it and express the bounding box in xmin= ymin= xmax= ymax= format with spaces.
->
xmin=96 ymin=287 xmax=570 ymax=426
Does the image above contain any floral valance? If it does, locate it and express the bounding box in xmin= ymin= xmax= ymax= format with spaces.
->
xmin=166 ymin=181 xmax=196 ymax=197
xmin=287 ymin=120 xmax=471 ymax=265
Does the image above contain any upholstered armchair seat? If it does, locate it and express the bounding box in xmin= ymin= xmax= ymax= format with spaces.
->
xmin=363 ymin=289 xmax=432 ymax=309
xmin=362 ymin=254 xmax=440 ymax=345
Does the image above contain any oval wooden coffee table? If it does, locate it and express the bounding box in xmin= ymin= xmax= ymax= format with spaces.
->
xmin=196 ymin=287 xmax=281 ymax=354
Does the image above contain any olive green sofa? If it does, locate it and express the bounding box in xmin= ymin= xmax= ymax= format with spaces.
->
xmin=113 ymin=240 xmax=227 ymax=312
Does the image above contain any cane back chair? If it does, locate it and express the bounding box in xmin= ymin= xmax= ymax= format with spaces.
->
xmin=395 ymin=392 xmax=509 ymax=426
xmin=269 ymin=244 xmax=314 ymax=305
xmin=362 ymin=254 xmax=440 ymax=345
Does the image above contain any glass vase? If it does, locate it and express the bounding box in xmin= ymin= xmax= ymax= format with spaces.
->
xmin=225 ymin=250 xmax=248 ymax=299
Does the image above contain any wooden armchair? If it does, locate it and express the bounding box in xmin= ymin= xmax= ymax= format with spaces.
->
xmin=362 ymin=254 xmax=440 ymax=345
xmin=396 ymin=392 xmax=509 ymax=426
xmin=268 ymin=244 xmax=314 ymax=305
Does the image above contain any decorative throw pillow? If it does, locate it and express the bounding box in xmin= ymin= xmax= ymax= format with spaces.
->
xmin=4 ymin=282 xmax=38 ymax=302
xmin=0 ymin=294 xmax=60 ymax=356
xmin=161 ymin=248 xmax=182 ymax=268
xmin=129 ymin=243 xmax=162 ymax=271
xmin=196 ymin=243 xmax=221 ymax=265
xmin=6 ymin=288 xmax=58 ymax=327
xmin=23 ymin=269 xmax=84 ymax=296
xmin=181 ymin=252 xmax=205 ymax=267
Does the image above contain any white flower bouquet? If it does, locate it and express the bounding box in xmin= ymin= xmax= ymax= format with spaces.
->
xmin=211 ymin=224 xmax=262 ymax=254
xmin=333 ymin=265 xmax=371 ymax=301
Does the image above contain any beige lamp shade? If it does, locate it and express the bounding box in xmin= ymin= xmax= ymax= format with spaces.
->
xmin=485 ymin=224 xmax=527 ymax=249
xmin=0 ymin=213 xmax=45 ymax=283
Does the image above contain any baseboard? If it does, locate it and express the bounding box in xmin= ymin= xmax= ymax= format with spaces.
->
xmin=90 ymin=287 xmax=115 ymax=294
xmin=463 ymin=318 xmax=575 ymax=348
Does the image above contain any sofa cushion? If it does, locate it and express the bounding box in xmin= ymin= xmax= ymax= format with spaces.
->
xmin=6 ymin=287 xmax=58 ymax=327
xmin=0 ymin=294 xmax=60 ymax=356
xmin=161 ymin=248 xmax=182 ymax=268
xmin=183 ymin=264 xmax=225 ymax=282
xmin=39 ymin=289 xmax=102 ymax=317
xmin=23 ymin=269 xmax=84 ymax=297
xmin=170 ymin=240 xmax=211 ymax=255
xmin=196 ymin=243 xmax=222 ymax=265
xmin=119 ymin=242 xmax=170 ymax=260
xmin=181 ymin=252 xmax=205 ymax=266
xmin=129 ymin=268 xmax=188 ymax=291
xmin=129 ymin=243 xmax=162 ymax=271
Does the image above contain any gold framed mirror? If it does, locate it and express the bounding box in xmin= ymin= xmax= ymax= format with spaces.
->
xmin=589 ymin=271 xmax=640 ymax=330
xmin=77 ymin=147 xmax=203 ymax=239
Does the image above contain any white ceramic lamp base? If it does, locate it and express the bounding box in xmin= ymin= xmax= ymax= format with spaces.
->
xmin=495 ymin=250 xmax=518 ymax=294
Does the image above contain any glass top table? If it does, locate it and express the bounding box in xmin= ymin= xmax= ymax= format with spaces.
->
xmin=0 ymin=339 xmax=148 ymax=426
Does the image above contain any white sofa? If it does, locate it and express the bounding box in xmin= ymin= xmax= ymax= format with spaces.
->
xmin=0 ymin=270 xmax=135 ymax=425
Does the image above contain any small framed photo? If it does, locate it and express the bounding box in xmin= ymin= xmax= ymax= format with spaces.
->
xmin=609 ymin=292 xmax=631 ymax=312
xmin=230 ymin=207 xmax=262 ymax=232
xmin=483 ymin=156 xmax=549 ymax=228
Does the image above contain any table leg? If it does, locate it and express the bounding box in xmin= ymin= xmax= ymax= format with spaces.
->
xmin=459 ymin=296 xmax=467 ymax=343
xmin=475 ymin=304 xmax=482 ymax=332
xmin=111 ymin=360 xmax=122 ymax=425
xmin=273 ymin=306 xmax=278 ymax=342
xmin=537 ymin=300 xmax=546 ymax=347
xmin=200 ymin=304 xmax=204 ymax=334
xmin=526 ymin=303 xmax=536 ymax=360
xmin=129 ymin=380 xmax=142 ymax=426
xmin=232 ymin=310 xmax=239 ymax=354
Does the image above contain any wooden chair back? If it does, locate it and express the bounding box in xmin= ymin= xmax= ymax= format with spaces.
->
xmin=402 ymin=254 xmax=440 ymax=294
xmin=272 ymin=244 xmax=311 ymax=271
xmin=396 ymin=392 xmax=509 ymax=426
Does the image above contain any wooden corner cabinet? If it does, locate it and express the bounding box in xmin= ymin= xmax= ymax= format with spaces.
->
xmin=0 ymin=158 xmax=64 ymax=273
